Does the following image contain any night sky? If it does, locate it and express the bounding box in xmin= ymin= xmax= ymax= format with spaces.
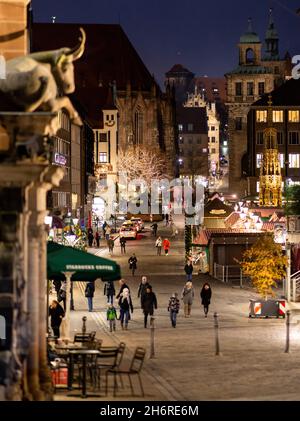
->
xmin=33 ymin=0 xmax=300 ymax=86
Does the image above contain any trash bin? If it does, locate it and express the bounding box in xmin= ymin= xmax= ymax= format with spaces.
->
xmin=249 ymin=299 xmax=286 ymax=318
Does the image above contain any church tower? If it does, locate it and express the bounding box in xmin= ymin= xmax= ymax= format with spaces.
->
xmin=259 ymin=95 xmax=282 ymax=207
xmin=264 ymin=8 xmax=279 ymax=60
xmin=225 ymin=13 xmax=288 ymax=199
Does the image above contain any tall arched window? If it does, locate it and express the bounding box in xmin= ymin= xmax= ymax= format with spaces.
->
xmin=134 ymin=107 xmax=143 ymax=145
xmin=246 ymin=48 xmax=255 ymax=64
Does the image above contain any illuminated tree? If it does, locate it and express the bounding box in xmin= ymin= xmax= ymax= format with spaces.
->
xmin=117 ymin=145 xmax=166 ymax=187
xmin=239 ymin=235 xmax=287 ymax=299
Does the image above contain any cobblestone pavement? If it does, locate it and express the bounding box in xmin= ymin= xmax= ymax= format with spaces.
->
xmin=55 ymin=221 xmax=300 ymax=401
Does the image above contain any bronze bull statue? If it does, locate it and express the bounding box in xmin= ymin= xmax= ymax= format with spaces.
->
xmin=0 ymin=28 xmax=86 ymax=125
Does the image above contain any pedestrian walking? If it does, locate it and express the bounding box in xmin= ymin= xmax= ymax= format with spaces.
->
xmin=150 ymin=222 xmax=158 ymax=236
xmin=57 ymin=280 xmax=67 ymax=311
xmin=104 ymin=280 xmax=115 ymax=304
xmin=168 ymin=292 xmax=180 ymax=328
xmin=107 ymin=303 xmax=117 ymax=332
xmin=118 ymin=288 xmax=133 ymax=330
xmin=128 ymin=253 xmax=137 ymax=276
xmin=85 ymin=281 xmax=95 ymax=312
xmin=137 ymin=276 xmax=150 ymax=307
xmin=141 ymin=285 xmax=157 ymax=328
xmin=163 ymin=238 xmax=170 ymax=255
xmin=200 ymin=282 xmax=212 ymax=317
xmin=108 ymin=238 xmax=115 ymax=254
xmin=120 ymin=235 xmax=127 ymax=254
xmin=102 ymin=221 xmax=107 ymax=237
xmin=184 ymin=261 xmax=194 ymax=281
xmin=155 ymin=236 xmax=162 ymax=256
xmin=181 ymin=281 xmax=194 ymax=318
xmin=105 ymin=225 xmax=111 ymax=241
xmin=95 ymin=231 xmax=100 ymax=248
xmin=88 ymin=230 xmax=94 ymax=247
xmin=165 ymin=213 xmax=169 ymax=226
xmin=49 ymin=300 xmax=65 ymax=338
xmin=116 ymin=279 xmax=130 ymax=300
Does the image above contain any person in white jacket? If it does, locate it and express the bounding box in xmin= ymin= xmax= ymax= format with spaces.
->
xmin=155 ymin=236 xmax=162 ymax=256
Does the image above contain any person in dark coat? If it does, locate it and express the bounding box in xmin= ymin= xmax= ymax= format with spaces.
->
xmin=85 ymin=281 xmax=95 ymax=312
xmin=184 ymin=261 xmax=194 ymax=281
xmin=116 ymin=279 xmax=130 ymax=300
xmin=150 ymin=222 xmax=158 ymax=236
xmin=88 ymin=231 xmax=94 ymax=247
xmin=141 ymin=285 xmax=157 ymax=328
xmin=118 ymin=288 xmax=133 ymax=330
xmin=200 ymin=282 xmax=212 ymax=317
xmin=95 ymin=231 xmax=100 ymax=248
xmin=168 ymin=292 xmax=180 ymax=328
xmin=104 ymin=280 xmax=115 ymax=304
xmin=137 ymin=276 xmax=150 ymax=308
xmin=120 ymin=235 xmax=127 ymax=254
xmin=128 ymin=253 xmax=137 ymax=276
xmin=49 ymin=300 xmax=65 ymax=338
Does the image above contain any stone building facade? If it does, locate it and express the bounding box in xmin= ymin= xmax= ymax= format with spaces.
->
xmin=225 ymin=12 xmax=291 ymax=198
xmin=32 ymin=23 xmax=178 ymax=224
xmin=247 ymin=78 xmax=300 ymax=196
xmin=176 ymin=105 xmax=208 ymax=179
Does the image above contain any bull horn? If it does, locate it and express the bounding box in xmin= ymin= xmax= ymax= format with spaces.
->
xmin=67 ymin=27 xmax=86 ymax=61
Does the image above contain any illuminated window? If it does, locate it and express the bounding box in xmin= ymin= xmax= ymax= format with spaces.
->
xmin=289 ymin=154 xmax=300 ymax=168
xmin=288 ymin=110 xmax=300 ymax=123
xmin=179 ymin=136 xmax=184 ymax=144
xmin=256 ymin=153 xmax=263 ymax=168
xmin=99 ymin=152 xmax=107 ymax=163
xmin=178 ymin=124 xmax=183 ymax=132
xmin=280 ymin=154 xmax=285 ymax=168
xmin=256 ymin=181 xmax=260 ymax=193
xmin=188 ymin=123 xmax=193 ymax=132
xmin=256 ymin=110 xmax=267 ymax=123
xmin=272 ymin=110 xmax=283 ymax=123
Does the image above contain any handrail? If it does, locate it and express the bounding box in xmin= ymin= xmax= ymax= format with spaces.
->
xmin=291 ymin=270 xmax=300 ymax=279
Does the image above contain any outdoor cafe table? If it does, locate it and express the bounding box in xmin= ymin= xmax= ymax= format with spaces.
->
xmin=68 ymin=349 xmax=100 ymax=398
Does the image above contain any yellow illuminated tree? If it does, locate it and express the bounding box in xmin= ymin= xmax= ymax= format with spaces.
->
xmin=239 ymin=235 xmax=287 ymax=300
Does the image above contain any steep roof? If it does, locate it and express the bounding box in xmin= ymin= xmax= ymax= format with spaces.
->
xmin=166 ymin=64 xmax=194 ymax=77
xmin=176 ymin=105 xmax=208 ymax=134
xmin=204 ymin=197 xmax=234 ymax=218
xmin=253 ymin=78 xmax=300 ymax=107
xmin=32 ymin=23 xmax=160 ymax=127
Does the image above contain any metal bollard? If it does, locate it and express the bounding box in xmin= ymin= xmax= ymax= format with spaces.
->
xmin=284 ymin=310 xmax=290 ymax=353
xmin=214 ymin=312 xmax=220 ymax=356
xmin=150 ymin=316 xmax=155 ymax=359
xmin=82 ymin=316 xmax=87 ymax=335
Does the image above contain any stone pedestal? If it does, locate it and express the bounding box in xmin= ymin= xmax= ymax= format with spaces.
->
xmin=0 ymin=112 xmax=64 ymax=401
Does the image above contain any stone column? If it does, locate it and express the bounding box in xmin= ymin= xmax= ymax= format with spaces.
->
xmin=0 ymin=112 xmax=64 ymax=401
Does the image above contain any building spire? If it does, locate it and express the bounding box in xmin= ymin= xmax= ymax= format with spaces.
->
xmin=247 ymin=17 xmax=253 ymax=33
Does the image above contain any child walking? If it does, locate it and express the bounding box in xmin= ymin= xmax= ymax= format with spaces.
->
xmin=168 ymin=292 xmax=180 ymax=328
xmin=107 ymin=303 xmax=117 ymax=332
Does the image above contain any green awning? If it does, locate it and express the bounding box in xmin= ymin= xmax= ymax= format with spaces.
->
xmin=47 ymin=242 xmax=121 ymax=282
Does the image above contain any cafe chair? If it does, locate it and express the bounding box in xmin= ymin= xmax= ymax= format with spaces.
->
xmin=105 ymin=347 xmax=146 ymax=397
